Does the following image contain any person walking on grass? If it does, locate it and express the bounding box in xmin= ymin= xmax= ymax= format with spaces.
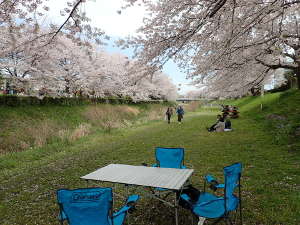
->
xmin=176 ymin=105 xmax=185 ymax=124
xmin=165 ymin=107 xmax=173 ymax=124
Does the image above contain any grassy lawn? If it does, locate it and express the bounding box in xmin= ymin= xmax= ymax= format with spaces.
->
xmin=0 ymin=91 xmax=299 ymax=225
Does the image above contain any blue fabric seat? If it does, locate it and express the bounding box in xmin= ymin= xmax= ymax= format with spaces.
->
xmin=180 ymin=163 xmax=243 ymax=224
xmin=57 ymin=187 xmax=139 ymax=225
xmin=153 ymin=147 xmax=185 ymax=169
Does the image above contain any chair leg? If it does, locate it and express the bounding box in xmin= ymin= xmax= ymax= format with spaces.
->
xmin=231 ymin=211 xmax=237 ymax=224
xmin=239 ymin=182 xmax=243 ymax=225
xmin=174 ymin=192 xmax=179 ymax=225
xmin=211 ymin=217 xmax=223 ymax=225
xmin=224 ymin=219 xmax=231 ymax=225
xmin=222 ymin=213 xmax=235 ymax=225
xmin=239 ymin=204 xmax=243 ymax=225
xmin=189 ymin=213 xmax=200 ymax=225
xmin=227 ymin=216 xmax=234 ymax=225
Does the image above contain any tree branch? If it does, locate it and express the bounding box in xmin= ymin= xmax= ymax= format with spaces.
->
xmin=48 ymin=0 xmax=84 ymax=43
xmin=209 ymin=0 xmax=227 ymax=18
xmin=255 ymin=56 xmax=297 ymax=70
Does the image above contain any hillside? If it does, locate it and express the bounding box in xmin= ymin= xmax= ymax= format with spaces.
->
xmin=218 ymin=89 xmax=300 ymax=151
xmin=0 ymin=102 xmax=177 ymax=155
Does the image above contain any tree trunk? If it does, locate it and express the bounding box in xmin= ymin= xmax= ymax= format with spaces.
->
xmin=296 ymin=67 xmax=300 ymax=90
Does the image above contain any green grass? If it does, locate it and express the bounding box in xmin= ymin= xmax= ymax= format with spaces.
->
xmin=221 ymin=90 xmax=300 ymax=148
xmin=0 ymin=105 xmax=87 ymax=153
xmin=0 ymin=92 xmax=300 ymax=225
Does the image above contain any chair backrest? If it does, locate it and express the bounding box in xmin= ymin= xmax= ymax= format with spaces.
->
xmin=57 ymin=187 xmax=113 ymax=225
xmin=155 ymin=147 xmax=184 ymax=168
xmin=223 ymin=162 xmax=242 ymax=212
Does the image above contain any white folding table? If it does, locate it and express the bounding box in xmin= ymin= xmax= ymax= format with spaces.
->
xmin=81 ymin=164 xmax=194 ymax=225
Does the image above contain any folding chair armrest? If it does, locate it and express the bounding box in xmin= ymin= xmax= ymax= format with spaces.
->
xmin=113 ymin=195 xmax=140 ymax=217
xmin=180 ymin=193 xmax=194 ymax=209
xmin=113 ymin=205 xmax=130 ymax=217
xmin=204 ymin=174 xmax=224 ymax=191
xmin=205 ymin=174 xmax=218 ymax=183
xmin=181 ymin=193 xmax=191 ymax=202
xmin=215 ymin=184 xmax=225 ymax=188
xmin=126 ymin=194 xmax=139 ymax=204
xmin=205 ymin=174 xmax=224 ymax=187
xmin=184 ymin=162 xmax=194 ymax=169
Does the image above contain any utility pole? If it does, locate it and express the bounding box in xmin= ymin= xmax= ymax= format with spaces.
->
xmin=260 ymin=85 xmax=264 ymax=110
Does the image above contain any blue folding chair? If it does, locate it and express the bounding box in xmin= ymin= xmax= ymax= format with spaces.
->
xmin=153 ymin=147 xmax=186 ymax=169
xmin=180 ymin=163 xmax=243 ymax=225
xmin=151 ymin=147 xmax=187 ymax=193
xmin=57 ymin=187 xmax=139 ymax=225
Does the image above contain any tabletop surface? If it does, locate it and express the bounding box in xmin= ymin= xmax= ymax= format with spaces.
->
xmin=81 ymin=164 xmax=194 ymax=190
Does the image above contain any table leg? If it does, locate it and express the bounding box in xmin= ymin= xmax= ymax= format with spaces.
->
xmin=126 ymin=184 xmax=129 ymax=196
xmin=175 ymin=192 xmax=179 ymax=225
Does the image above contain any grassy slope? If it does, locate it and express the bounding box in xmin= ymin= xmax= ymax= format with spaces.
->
xmin=0 ymin=105 xmax=89 ymax=153
xmin=0 ymin=92 xmax=299 ymax=225
xmin=219 ymin=89 xmax=300 ymax=148
xmin=0 ymin=103 xmax=171 ymax=154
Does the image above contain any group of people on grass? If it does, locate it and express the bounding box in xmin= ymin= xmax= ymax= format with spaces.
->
xmin=208 ymin=105 xmax=239 ymax=132
xmin=221 ymin=104 xmax=239 ymax=119
xmin=207 ymin=113 xmax=232 ymax=132
xmin=164 ymin=104 xmax=239 ymax=132
xmin=165 ymin=105 xmax=184 ymax=124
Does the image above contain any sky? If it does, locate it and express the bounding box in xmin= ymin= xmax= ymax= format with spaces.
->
xmin=45 ymin=0 xmax=198 ymax=95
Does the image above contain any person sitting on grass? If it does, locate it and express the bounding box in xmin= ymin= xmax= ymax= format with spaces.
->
xmin=207 ymin=114 xmax=224 ymax=132
xmin=222 ymin=105 xmax=230 ymax=114
xmin=223 ymin=113 xmax=232 ymax=131
xmin=214 ymin=118 xmax=225 ymax=132
xmin=230 ymin=106 xmax=239 ymax=119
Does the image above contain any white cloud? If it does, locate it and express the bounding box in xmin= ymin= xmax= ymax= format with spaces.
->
xmin=45 ymin=0 xmax=145 ymax=37
xmin=86 ymin=0 xmax=145 ymax=37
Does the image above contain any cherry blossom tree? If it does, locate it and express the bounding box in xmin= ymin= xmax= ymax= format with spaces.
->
xmin=0 ymin=0 xmax=178 ymax=100
xmin=151 ymin=71 xmax=178 ymax=100
xmin=122 ymin=0 xmax=300 ymax=97
xmin=88 ymin=53 xmax=178 ymax=101
xmin=0 ymin=0 xmax=105 ymax=56
xmin=30 ymin=36 xmax=90 ymax=96
xmin=0 ymin=23 xmax=52 ymax=93
xmin=0 ymin=0 xmax=103 ymax=94
xmin=0 ymin=26 xmax=177 ymax=100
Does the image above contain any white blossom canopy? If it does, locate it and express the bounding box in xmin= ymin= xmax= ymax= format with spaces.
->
xmin=0 ymin=25 xmax=177 ymax=100
xmin=122 ymin=0 xmax=300 ymax=97
xmin=0 ymin=1 xmax=178 ymax=101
